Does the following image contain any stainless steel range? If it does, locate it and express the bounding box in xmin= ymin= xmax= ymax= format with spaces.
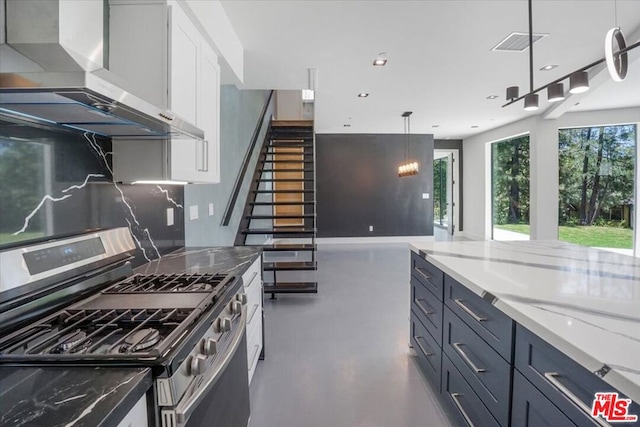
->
xmin=0 ymin=228 xmax=250 ymax=427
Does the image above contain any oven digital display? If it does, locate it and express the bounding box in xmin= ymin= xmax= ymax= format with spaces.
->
xmin=23 ymin=237 xmax=106 ymax=275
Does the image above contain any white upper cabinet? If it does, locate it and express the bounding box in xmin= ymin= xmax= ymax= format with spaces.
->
xmin=109 ymin=0 xmax=220 ymax=183
xmin=169 ymin=4 xmax=199 ymax=125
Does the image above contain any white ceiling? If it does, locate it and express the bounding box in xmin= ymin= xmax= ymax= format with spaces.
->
xmin=220 ymin=0 xmax=640 ymax=139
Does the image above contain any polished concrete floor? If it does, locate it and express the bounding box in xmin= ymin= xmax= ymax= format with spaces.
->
xmin=248 ymin=243 xmax=453 ymax=427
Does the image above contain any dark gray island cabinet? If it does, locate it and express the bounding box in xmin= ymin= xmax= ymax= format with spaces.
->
xmin=409 ymin=250 xmax=640 ymax=426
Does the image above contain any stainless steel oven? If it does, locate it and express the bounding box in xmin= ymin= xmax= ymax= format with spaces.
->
xmin=0 ymin=228 xmax=252 ymax=427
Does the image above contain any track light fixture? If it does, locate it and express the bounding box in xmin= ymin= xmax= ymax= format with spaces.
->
xmin=503 ymin=0 xmax=637 ymax=110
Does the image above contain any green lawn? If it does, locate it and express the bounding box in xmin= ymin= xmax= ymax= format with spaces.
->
xmin=0 ymin=232 xmax=45 ymax=245
xmin=495 ymin=224 xmax=633 ymax=249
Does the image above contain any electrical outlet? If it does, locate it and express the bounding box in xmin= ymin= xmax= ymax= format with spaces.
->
xmin=422 ymin=193 xmax=430 ymax=199
xmin=189 ymin=205 xmax=199 ymax=221
xmin=208 ymin=203 xmax=214 ymax=216
xmin=369 ymin=225 xmax=374 ymax=232
xmin=166 ymin=208 xmax=174 ymax=226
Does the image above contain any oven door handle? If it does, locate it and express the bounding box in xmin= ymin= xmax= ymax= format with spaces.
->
xmin=173 ymin=306 xmax=247 ymax=426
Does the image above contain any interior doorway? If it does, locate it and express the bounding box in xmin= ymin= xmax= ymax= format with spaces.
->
xmin=433 ymin=149 xmax=459 ymax=235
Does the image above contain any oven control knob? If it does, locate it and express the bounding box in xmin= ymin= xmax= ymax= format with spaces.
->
xmin=216 ymin=317 xmax=231 ymax=333
xmin=188 ymin=355 xmax=207 ymax=376
xmin=231 ymin=300 xmax=243 ymax=315
xmin=201 ymin=338 xmax=217 ymax=356
xmin=236 ymin=293 xmax=247 ymax=305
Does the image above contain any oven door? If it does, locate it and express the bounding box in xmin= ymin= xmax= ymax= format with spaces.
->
xmin=161 ymin=308 xmax=250 ymax=427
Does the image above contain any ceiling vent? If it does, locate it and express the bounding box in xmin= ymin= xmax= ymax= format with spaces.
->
xmin=492 ymin=32 xmax=548 ymax=52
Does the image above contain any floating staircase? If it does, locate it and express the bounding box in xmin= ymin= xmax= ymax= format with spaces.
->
xmin=237 ymin=120 xmax=318 ymax=296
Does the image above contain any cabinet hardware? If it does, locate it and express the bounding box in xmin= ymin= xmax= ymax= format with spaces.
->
xmin=415 ymin=336 xmax=434 ymax=357
xmin=451 ymin=393 xmax=475 ymax=426
xmin=543 ymin=372 xmax=609 ymax=427
xmin=453 ymin=342 xmax=486 ymax=373
xmin=415 ymin=298 xmax=435 ymax=316
xmin=454 ymin=299 xmax=487 ymax=322
xmin=414 ymin=266 xmax=433 ymax=281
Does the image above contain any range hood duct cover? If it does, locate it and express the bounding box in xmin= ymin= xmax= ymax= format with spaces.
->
xmin=0 ymin=0 xmax=204 ymax=140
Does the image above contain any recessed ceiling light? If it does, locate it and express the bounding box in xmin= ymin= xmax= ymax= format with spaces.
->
xmin=471 ymin=125 xmax=479 ymax=128
xmin=373 ymin=59 xmax=387 ymax=66
xmin=358 ymin=93 xmax=369 ymax=98
xmin=486 ymin=95 xmax=499 ymax=100
xmin=540 ymin=64 xmax=558 ymax=71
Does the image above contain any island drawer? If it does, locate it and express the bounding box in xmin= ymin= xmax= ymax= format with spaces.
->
xmin=442 ymin=353 xmax=501 ymax=427
xmin=512 ymin=370 xmax=577 ymax=427
xmin=444 ymin=275 xmax=513 ymax=361
xmin=443 ymin=306 xmax=511 ymax=426
xmin=410 ymin=312 xmax=442 ymax=390
xmin=411 ymin=276 xmax=443 ymax=345
xmin=515 ymin=324 xmax=640 ymax=426
xmin=411 ymin=252 xmax=444 ymax=301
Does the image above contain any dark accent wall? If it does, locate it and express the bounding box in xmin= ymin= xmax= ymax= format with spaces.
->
xmin=316 ymin=133 xmax=434 ymax=237
xmin=434 ymin=139 xmax=463 ymax=232
xmin=0 ymin=116 xmax=184 ymax=266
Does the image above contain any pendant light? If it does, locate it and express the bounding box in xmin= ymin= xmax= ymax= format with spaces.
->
xmin=398 ymin=111 xmax=419 ymax=177
xmin=569 ymin=71 xmax=590 ymax=94
xmin=547 ymin=82 xmax=565 ymax=102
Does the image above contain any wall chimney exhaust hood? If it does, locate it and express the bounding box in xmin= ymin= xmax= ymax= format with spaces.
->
xmin=0 ymin=0 xmax=204 ymax=141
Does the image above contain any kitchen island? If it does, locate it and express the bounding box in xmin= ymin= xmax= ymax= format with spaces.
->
xmin=409 ymin=240 xmax=640 ymax=426
xmin=0 ymin=246 xmax=262 ymax=427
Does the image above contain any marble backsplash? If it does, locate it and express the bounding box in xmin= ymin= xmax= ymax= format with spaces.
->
xmin=0 ymin=116 xmax=184 ymax=266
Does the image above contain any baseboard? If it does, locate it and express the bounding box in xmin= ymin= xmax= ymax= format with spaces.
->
xmin=316 ymin=236 xmax=435 ymax=244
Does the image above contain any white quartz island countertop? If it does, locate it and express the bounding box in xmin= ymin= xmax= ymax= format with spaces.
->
xmin=410 ymin=240 xmax=640 ymax=403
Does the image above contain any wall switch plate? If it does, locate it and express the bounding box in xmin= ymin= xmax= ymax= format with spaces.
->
xmin=166 ymin=208 xmax=174 ymax=226
xmin=189 ymin=205 xmax=199 ymax=221
xmin=369 ymin=225 xmax=374 ymax=232
xmin=208 ymin=203 xmax=214 ymax=216
xmin=422 ymin=193 xmax=430 ymax=199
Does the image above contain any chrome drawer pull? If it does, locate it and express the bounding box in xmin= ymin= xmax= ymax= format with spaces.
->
xmin=451 ymin=393 xmax=475 ymax=427
xmin=415 ymin=298 xmax=435 ymax=316
xmin=414 ymin=267 xmax=433 ymax=282
xmin=248 ymin=303 xmax=260 ymax=324
xmin=249 ymin=343 xmax=261 ymax=371
xmin=452 ymin=342 xmax=486 ymax=373
xmin=454 ymin=299 xmax=487 ymax=322
xmin=244 ymin=271 xmax=259 ymax=288
xmin=543 ymin=372 xmax=609 ymax=427
xmin=415 ymin=336 xmax=434 ymax=357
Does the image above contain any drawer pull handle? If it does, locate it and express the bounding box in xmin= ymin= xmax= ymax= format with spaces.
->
xmin=543 ymin=372 xmax=609 ymax=427
xmin=451 ymin=393 xmax=475 ymax=427
xmin=454 ymin=299 xmax=487 ymax=322
xmin=415 ymin=298 xmax=435 ymax=316
xmin=415 ymin=336 xmax=434 ymax=357
xmin=249 ymin=343 xmax=261 ymax=371
xmin=414 ymin=267 xmax=433 ymax=282
xmin=452 ymin=342 xmax=486 ymax=373
xmin=248 ymin=303 xmax=260 ymax=324
xmin=245 ymin=271 xmax=259 ymax=288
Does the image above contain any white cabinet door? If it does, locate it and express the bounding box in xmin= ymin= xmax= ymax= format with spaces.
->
xmin=197 ymin=43 xmax=221 ymax=183
xmin=169 ymin=3 xmax=199 ymax=126
xmin=170 ymin=137 xmax=199 ymax=182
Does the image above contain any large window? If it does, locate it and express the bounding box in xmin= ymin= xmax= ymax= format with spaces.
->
xmin=491 ymin=135 xmax=530 ymax=240
xmin=558 ymin=124 xmax=636 ymax=253
xmin=433 ymin=157 xmax=448 ymax=227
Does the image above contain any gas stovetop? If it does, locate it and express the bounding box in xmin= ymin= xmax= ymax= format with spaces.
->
xmin=0 ymin=273 xmax=234 ymax=362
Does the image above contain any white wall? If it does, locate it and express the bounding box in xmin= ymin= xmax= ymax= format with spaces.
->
xmin=184 ymin=0 xmax=244 ymax=84
xmin=462 ymin=107 xmax=640 ymax=241
xmin=275 ymin=90 xmax=303 ymax=120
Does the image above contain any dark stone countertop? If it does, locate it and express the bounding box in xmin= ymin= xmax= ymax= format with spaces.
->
xmin=0 ymin=246 xmax=259 ymax=426
xmin=0 ymin=366 xmax=151 ymax=427
xmin=133 ymin=246 xmax=262 ymax=277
